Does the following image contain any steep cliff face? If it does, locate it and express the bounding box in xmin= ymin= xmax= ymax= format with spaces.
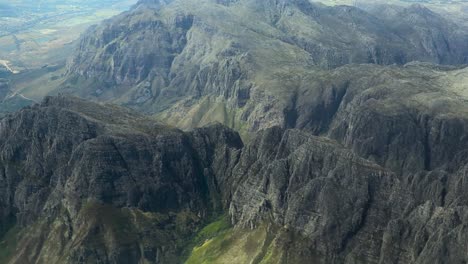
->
xmin=4 ymin=0 xmax=468 ymax=263
xmin=0 ymin=96 xmax=242 ymax=263
xmin=220 ymin=127 xmax=468 ymax=263
xmin=159 ymin=61 xmax=468 ymax=177
xmin=1 ymin=96 xmax=468 ymax=263
xmin=67 ymin=8 xmax=193 ymax=87
xmin=285 ymin=64 xmax=468 ymax=175
xmin=225 ymin=127 xmax=399 ymax=263
xmin=62 ymin=0 xmax=468 ymax=132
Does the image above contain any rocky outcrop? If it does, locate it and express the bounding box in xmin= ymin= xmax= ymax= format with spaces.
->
xmin=4 ymin=0 xmax=468 ymax=262
xmin=0 ymin=96 xmax=242 ymax=263
xmin=1 ymin=96 xmax=468 ymax=263
xmin=67 ymin=8 xmax=194 ymax=87
xmin=264 ymin=1 xmax=468 ymax=67
xmin=281 ymin=64 xmax=468 ymax=175
xmin=227 ymin=127 xmax=468 ymax=263
xmin=63 ymin=0 xmax=468 ymax=121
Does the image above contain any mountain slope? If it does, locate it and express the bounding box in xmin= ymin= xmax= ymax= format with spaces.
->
xmin=224 ymin=127 xmax=468 ymax=263
xmin=2 ymin=0 xmax=468 ymax=263
xmin=0 ymin=96 xmax=243 ymax=263
xmin=183 ymin=125 xmax=468 ymax=263
xmin=1 ymin=96 xmax=468 ymax=263
xmin=57 ymin=0 xmax=468 ymax=138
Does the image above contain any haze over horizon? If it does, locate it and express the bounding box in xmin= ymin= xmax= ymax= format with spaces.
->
xmin=0 ymin=0 xmax=137 ymax=70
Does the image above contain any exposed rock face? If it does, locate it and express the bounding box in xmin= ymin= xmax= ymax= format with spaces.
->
xmin=63 ymin=0 xmax=468 ymax=126
xmin=68 ymin=8 xmax=193 ymax=87
xmin=4 ymin=0 xmax=468 ymax=263
xmin=1 ymin=96 xmax=468 ymax=263
xmin=227 ymin=127 xmax=468 ymax=263
xmin=283 ymin=64 xmax=468 ymax=176
xmin=228 ymin=127 xmax=398 ymax=263
xmin=0 ymin=96 xmax=242 ymax=263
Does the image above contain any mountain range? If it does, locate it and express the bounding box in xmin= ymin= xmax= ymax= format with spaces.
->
xmin=1 ymin=0 xmax=468 ymax=263
xmin=60 ymin=0 xmax=468 ymax=136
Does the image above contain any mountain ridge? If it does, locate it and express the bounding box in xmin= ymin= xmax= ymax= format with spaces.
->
xmin=2 ymin=96 xmax=468 ymax=263
xmin=0 ymin=95 xmax=243 ymax=263
xmin=2 ymin=0 xmax=468 ymax=263
xmin=57 ymin=0 xmax=468 ymax=138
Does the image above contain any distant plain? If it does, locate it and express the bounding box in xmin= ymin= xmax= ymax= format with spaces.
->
xmin=0 ymin=0 xmax=137 ymax=71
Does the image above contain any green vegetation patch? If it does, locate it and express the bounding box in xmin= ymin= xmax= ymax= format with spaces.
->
xmin=184 ymin=222 xmax=270 ymax=264
xmin=192 ymin=215 xmax=231 ymax=247
xmin=184 ymin=222 xmax=324 ymax=264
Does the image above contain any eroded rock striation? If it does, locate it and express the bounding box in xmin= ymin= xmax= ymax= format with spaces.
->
xmin=0 ymin=96 xmax=242 ymax=263
xmin=1 ymin=96 xmax=468 ymax=263
xmin=226 ymin=127 xmax=468 ymax=263
xmin=61 ymin=0 xmax=468 ymax=136
xmin=2 ymin=0 xmax=468 ymax=263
